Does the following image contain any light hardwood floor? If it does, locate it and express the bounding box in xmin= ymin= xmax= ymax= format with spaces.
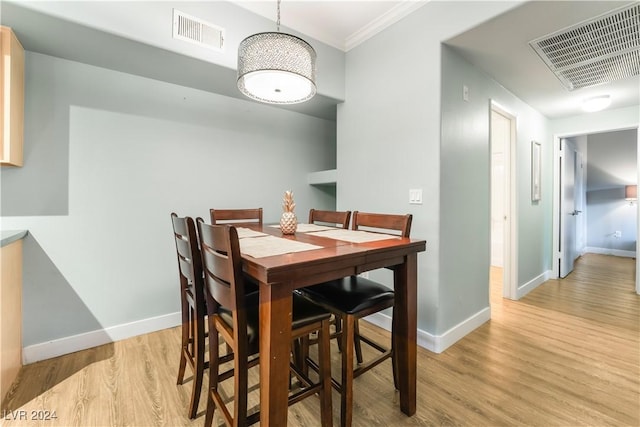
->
xmin=2 ymin=253 xmax=638 ymax=426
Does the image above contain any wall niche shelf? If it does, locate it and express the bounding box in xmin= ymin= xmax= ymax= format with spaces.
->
xmin=308 ymin=169 xmax=336 ymax=186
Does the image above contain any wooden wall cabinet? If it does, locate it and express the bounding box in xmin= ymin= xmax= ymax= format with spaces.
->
xmin=0 ymin=26 xmax=24 ymax=167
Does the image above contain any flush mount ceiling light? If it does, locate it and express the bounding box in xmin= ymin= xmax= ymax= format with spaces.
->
xmin=237 ymin=0 xmax=317 ymax=104
xmin=581 ymin=95 xmax=612 ymax=112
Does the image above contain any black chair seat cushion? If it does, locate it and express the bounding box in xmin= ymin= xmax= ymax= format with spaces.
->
xmin=218 ymin=292 xmax=330 ymax=355
xmin=297 ymin=276 xmax=394 ymax=315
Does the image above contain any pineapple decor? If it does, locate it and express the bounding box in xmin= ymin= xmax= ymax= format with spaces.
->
xmin=280 ymin=190 xmax=298 ymax=234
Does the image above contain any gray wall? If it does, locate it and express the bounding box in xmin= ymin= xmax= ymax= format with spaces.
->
xmin=587 ymin=129 xmax=638 ymax=191
xmin=337 ymin=0 xmax=532 ymax=337
xmin=440 ymin=47 xmax=551 ymax=334
xmin=586 ymin=188 xmax=637 ymax=252
xmin=1 ymin=52 xmax=337 ymax=346
xmin=585 ymin=128 xmax=638 ymax=253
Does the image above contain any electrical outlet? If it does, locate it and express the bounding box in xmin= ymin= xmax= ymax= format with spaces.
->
xmin=614 ymin=231 xmax=622 ymax=238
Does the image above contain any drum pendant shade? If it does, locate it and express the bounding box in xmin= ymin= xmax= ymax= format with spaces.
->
xmin=237 ymin=32 xmax=316 ymax=104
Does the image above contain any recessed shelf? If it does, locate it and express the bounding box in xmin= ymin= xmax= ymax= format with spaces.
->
xmin=308 ymin=169 xmax=336 ymax=186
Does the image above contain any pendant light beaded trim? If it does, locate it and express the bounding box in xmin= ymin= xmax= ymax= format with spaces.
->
xmin=237 ymin=32 xmax=317 ymax=104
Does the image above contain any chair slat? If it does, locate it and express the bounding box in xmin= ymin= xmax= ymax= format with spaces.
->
xmin=352 ymin=211 xmax=412 ymax=237
xmin=210 ymin=208 xmax=263 ymax=225
xmin=309 ymin=209 xmax=351 ymax=229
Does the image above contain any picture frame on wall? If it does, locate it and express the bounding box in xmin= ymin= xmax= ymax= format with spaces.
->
xmin=531 ymin=141 xmax=541 ymax=202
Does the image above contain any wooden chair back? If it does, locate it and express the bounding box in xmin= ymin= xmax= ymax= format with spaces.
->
xmin=171 ymin=213 xmax=205 ymax=312
xmin=308 ymin=209 xmax=351 ymax=229
xmin=351 ymin=211 xmax=412 ymax=237
xmin=197 ymin=222 xmax=251 ymax=338
xmin=210 ymin=208 xmax=263 ymax=226
xmin=170 ymin=213 xmax=207 ymax=418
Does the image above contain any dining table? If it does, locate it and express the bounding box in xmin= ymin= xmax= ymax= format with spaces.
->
xmin=236 ymin=223 xmax=426 ymax=426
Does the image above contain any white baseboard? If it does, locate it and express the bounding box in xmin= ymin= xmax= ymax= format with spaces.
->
xmin=23 ymin=312 xmax=181 ymax=364
xmin=364 ymin=306 xmax=490 ymax=354
xmin=431 ymin=307 xmax=490 ymax=353
xmin=584 ymin=247 xmax=636 ymax=258
xmin=516 ymin=270 xmax=552 ymax=299
xmin=27 ymin=304 xmax=495 ymax=364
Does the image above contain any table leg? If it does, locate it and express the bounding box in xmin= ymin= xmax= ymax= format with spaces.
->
xmin=393 ymin=253 xmax=417 ymax=415
xmin=259 ymin=281 xmax=293 ymax=426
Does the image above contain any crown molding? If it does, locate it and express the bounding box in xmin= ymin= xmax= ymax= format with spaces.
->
xmin=345 ymin=1 xmax=429 ymax=51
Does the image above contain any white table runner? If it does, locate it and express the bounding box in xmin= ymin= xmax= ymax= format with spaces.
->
xmin=240 ymin=235 xmax=323 ymax=258
xmin=307 ymin=229 xmax=401 ymax=243
xmin=235 ymin=227 xmax=269 ymax=239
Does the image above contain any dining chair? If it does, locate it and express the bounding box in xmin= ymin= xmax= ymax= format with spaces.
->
xmin=170 ymin=213 xmax=208 ymax=419
xmin=305 ymin=209 xmax=352 ymax=351
xmin=197 ymin=222 xmax=333 ymax=427
xmin=297 ymin=211 xmax=413 ymax=427
xmin=210 ymin=208 xmax=263 ymax=226
xmin=309 ymin=208 xmax=351 ymax=229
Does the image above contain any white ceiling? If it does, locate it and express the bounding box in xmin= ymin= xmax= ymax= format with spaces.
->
xmin=238 ymin=0 xmax=640 ymax=119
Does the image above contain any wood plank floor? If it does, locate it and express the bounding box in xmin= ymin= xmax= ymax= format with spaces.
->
xmin=2 ymin=253 xmax=638 ymax=426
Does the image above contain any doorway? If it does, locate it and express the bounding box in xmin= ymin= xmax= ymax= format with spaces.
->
xmin=553 ymin=126 xmax=640 ymax=294
xmin=490 ymin=102 xmax=516 ymax=301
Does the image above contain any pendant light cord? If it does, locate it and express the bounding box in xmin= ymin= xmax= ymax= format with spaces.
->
xmin=276 ymin=0 xmax=281 ymax=32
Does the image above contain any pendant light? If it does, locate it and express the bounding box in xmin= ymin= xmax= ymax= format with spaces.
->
xmin=237 ymin=0 xmax=317 ymax=104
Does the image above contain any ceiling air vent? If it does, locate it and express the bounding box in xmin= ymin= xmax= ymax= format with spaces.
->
xmin=529 ymin=3 xmax=639 ymax=91
xmin=173 ymin=9 xmax=224 ymax=51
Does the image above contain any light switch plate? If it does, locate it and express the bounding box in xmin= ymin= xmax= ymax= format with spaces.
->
xmin=409 ymin=189 xmax=423 ymax=204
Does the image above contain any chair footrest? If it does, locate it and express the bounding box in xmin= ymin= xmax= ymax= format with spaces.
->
xmin=304 ymin=333 xmax=393 ymax=390
xmin=305 ymin=357 xmax=343 ymax=392
xmin=218 ymin=355 xmax=259 ymax=382
xmin=353 ymin=350 xmax=392 ymax=379
xmin=358 ymin=334 xmax=388 ymax=354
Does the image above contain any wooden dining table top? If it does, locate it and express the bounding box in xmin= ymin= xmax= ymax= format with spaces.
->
xmin=232 ymin=222 xmax=426 ymax=426
xmin=237 ymin=223 xmax=426 ymax=286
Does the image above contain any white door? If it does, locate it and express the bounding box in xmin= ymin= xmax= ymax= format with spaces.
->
xmin=491 ymin=110 xmax=508 ymax=267
xmin=491 ymin=152 xmax=505 ymax=266
xmin=490 ymin=104 xmax=515 ymax=299
xmin=560 ymin=139 xmax=580 ymax=277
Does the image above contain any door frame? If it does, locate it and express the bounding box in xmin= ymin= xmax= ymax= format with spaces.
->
xmin=490 ymin=100 xmax=517 ymax=300
xmin=552 ymin=125 xmax=640 ymax=294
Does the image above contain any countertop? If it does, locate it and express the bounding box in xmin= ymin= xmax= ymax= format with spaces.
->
xmin=1 ymin=230 xmax=28 ymax=247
